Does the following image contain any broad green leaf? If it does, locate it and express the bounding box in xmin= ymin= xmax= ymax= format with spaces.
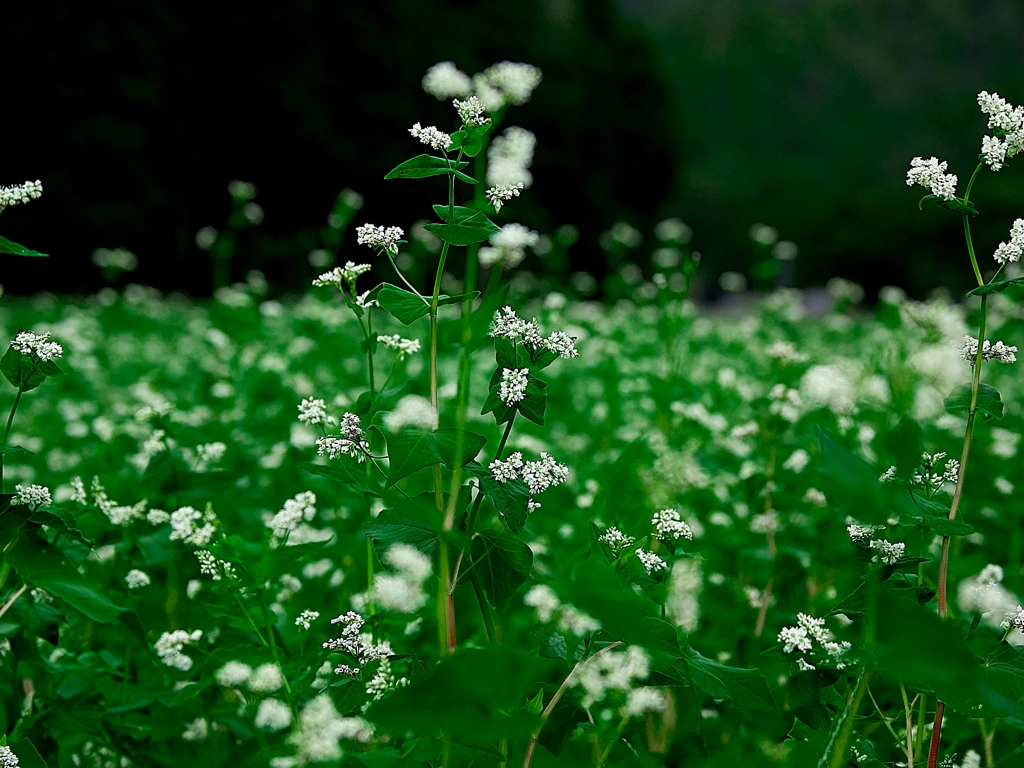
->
xmin=383 ymin=429 xmax=486 ymax=488
xmin=469 ymin=529 xmax=533 ymax=609
xmin=680 ymin=646 xmax=777 ymax=713
xmin=384 ymin=154 xmax=470 ymax=180
xmin=900 ymin=514 xmax=974 ymax=537
xmin=9 ymin=739 xmax=49 ymax=768
xmin=0 ymin=445 xmax=34 ymax=456
xmin=427 ymin=206 xmax=501 ymax=245
xmin=944 ymin=383 xmax=1003 ymax=420
xmin=465 ymin=461 xmax=530 ymax=534
xmin=816 ymin=429 xmax=886 ymax=524
xmin=432 ymin=429 xmax=487 ymax=470
xmin=482 ymin=376 xmax=547 ymax=427
xmin=299 ymin=460 xmax=381 ymax=496
xmin=449 ymin=123 xmax=491 ymax=157
xmin=377 ymin=284 xmax=430 ymax=324
xmin=966 ymin=276 xmax=1024 ymax=297
xmin=365 ymin=510 xmax=439 ymax=558
xmin=436 ymin=291 xmax=480 ymax=307
xmin=0 ymin=236 xmax=47 ymax=258
xmin=0 ymin=347 xmax=46 ymax=392
xmin=918 ymin=193 xmax=978 ymax=217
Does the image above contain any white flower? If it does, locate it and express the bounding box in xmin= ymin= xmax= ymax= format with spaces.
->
xmin=181 ymin=717 xmax=208 ymax=741
xmin=992 ymin=219 xmax=1024 ymax=265
xmin=354 ymin=289 xmax=379 ymax=310
xmin=1004 ymin=605 xmax=1024 ymax=632
xmin=978 ymin=90 xmax=1024 ymax=162
xmin=422 ymin=61 xmax=473 ymax=99
xmin=11 ymin=331 xmax=63 ymax=362
xmin=267 ymin=491 xmax=317 ymax=538
xmin=383 ymin=394 xmax=435 ymax=432
xmin=783 ymin=449 xmax=810 ymax=473
xmin=365 ymin=656 xmax=409 ymax=700
xmin=12 ymin=484 xmax=50 ymax=508
xmin=847 ymin=523 xmax=881 ymax=542
xmin=355 ymin=224 xmax=404 ymax=254
xmin=652 ymin=509 xmax=693 ymax=542
xmin=869 ymin=539 xmax=905 ymax=565
xmin=194 ymin=442 xmax=225 ymax=470
xmin=542 ymin=330 xmax=579 ymax=359
xmin=621 ymin=687 xmax=668 ymax=717
xmin=499 ymin=367 xmax=530 ymax=406
xmin=485 ymin=183 xmax=525 ymax=213
xmin=169 ymin=505 xmax=217 ymax=547
xmin=879 ymin=466 xmax=897 ymax=483
xmin=778 ymin=626 xmax=812 ymax=654
xmin=408 ymin=123 xmax=452 ymax=151
xmin=298 ymin=397 xmax=328 ymax=425
xmin=520 ymin=452 xmax=569 ymax=495
xmin=490 ymin=452 xmax=525 ymax=482
xmin=196 ymin=550 xmax=236 ymax=580
xmin=906 ymin=156 xmax=958 ymax=201
xmin=574 ymin=645 xmax=650 ymax=708
xmin=765 ymin=340 xmax=809 ymax=365
xmin=481 ymin=222 xmax=540 ymax=269
xmin=216 ymin=661 xmax=253 ymax=687
xmin=959 ymin=335 xmax=1018 ymax=364
xmin=125 ymin=570 xmax=150 ymax=589
xmin=487 ymin=126 xmax=536 ymax=188
xmin=524 ymin=585 xmax=561 ymax=623
xmin=313 ymin=261 xmax=371 ymax=289
xmin=490 ymin=306 xmax=530 ymax=339
xmin=68 ymin=476 xmax=87 ymax=505
xmin=0 ymin=179 xmax=43 ymax=210
xmin=255 ymin=698 xmax=293 ymax=732
xmin=635 ymin=548 xmax=668 ymax=574
xmin=155 ymin=629 xmax=202 ymax=671
xmin=982 ymin=135 xmax=1009 ymax=171
xmin=0 ymin=745 xmax=18 ymax=768
xmin=316 ymin=412 xmax=370 ymax=462
xmin=248 ymin=663 xmax=285 ymax=693
xmin=372 ymin=544 xmax=432 ymax=613
xmin=295 ymin=610 xmax=320 ymax=630
xmin=453 ymin=96 xmax=489 ymax=127
xmin=556 ymin=605 xmax=601 ymax=636
xmin=377 ymin=334 xmax=421 ymax=360
xmin=478 ymin=61 xmax=543 ymax=106
xmin=796 ymin=658 xmax=816 ymax=672
xmin=801 ymin=364 xmax=855 ymax=414
xmin=599 ymin=526 xmax=635 ymax=553
xmin=665 ymin=559 xmax=702 ymax=633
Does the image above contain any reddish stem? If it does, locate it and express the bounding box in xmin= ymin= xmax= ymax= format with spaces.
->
xmin=927 ymin=702 xmax=944 ymax=768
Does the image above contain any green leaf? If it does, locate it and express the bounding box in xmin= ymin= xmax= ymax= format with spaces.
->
xmin=966 ymin=276 xmax=1024 ymax=297
xmin=916 ymin=516 xmax=975 ymax=537
xmin=383 ymin=429 xmax=486 ymax=488
xmin=436 ymin=291 xmax=480 ymax=308
xmin=427 ymin=206 xmax=501 ymax=245
xmin=680 ymin=646 xmax=777 ymax=712
xmin=0 ymin=236 xmax=47 ymax=258
xmin=469 ymin=530 xmax=533 ymax=610
xmin=9 ymin=739 xmax=50 ymax=768
xmin=299 ymin=460 xmax=381 ymax=496
xmin=432 ymin=429 xmax=487 ymax=470
xmin=465 ymin=461 xmax=530 ymax=534
xmin=0 ymin=347 xmax=46 ymax=392
xmin=944 ymin=383 xmax=1003 ymax=420
xmin=365 ymin=510 xmax=439 ymax=558
xmin=918 ymin=194 xmax=978 ymax=217
xmin=0 ymin=445 xmax=34 ymax=456
xmin=256 ymin=539 xmax=332 ymax=584
xmin=816 ymin=429 xmax=886 ymax=524
xmin=449 ymin=123 xmax=491 ymax=157
xmin=384 ymin=154 xmax=474 ymax=183
xmin=377 ymin=284 xmax=430 ymax=324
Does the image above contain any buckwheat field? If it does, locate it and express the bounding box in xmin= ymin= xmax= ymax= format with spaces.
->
xmin=2 ymin=62 xmax=1024 ymax=768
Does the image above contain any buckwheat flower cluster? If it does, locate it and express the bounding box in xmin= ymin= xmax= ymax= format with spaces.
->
xmin=491 ymin=451 xmax=571 ymax=512
xmin=573 ymin=645 xmax=651 ymax=708
xmin=255 ymin=698 xmax=292 ymax=732
xmin=355 ymin=289 xmax=379 ymax=310
xmin=408 ymin=122 xmax=452 ymax=151
xmin=371 ymin=543 xmax=432 ymax=613
xmin=978 ymin=90 xmax=1024 ymax=170
xmin=778 ymin=613 xmax=852 ymax=670
xmin=879 ymin=466 xmax=897 ymax=483
xmin=125 ymin=569 xmax=150 ymax=589
xmin=764 ymin=340 xmax=809 ymax=365
xmin=992 ymin=219 xmax=1024 ymax=265
xmin=488 ymin=126 xmax=536 ymax=188
xmin=295 ymin=609 xmax=320 ymax=630
xmin=0 ymin=745 xmax=18 ymax=768
xmin=959 ymin=335 xmax=1018 ymax=364
xmin=652 ymin=509 xmax=694 ymax=542
xmin=196 ymin=550 xmax=236 ymax=581
xmin=248 ymin=663 xmax=285 ymax=693
xmin=12 ymin=484 xmax=50 ymax=509
xmin=11 ymin=330 xmax=63 ymax=362
xmin=499 ymin=367 xmax=530 ymax=406
xmin=216 ymin=661 xmax=253 ymax=687
xmin=181 ymin=718 xmax=208 ymax=741
xmin=490 ymin=306 xmax=530 ymax=338
xmin=324 ymin=611 xmax=393 ymax=675
xmin=316 ymin=412 xmax=370 ymax=462
xmin=365 ymin=656 xmax=410 ymax=701
xmin=488 ymin=306 xmax=579 ymax=359
xmin=377 ymin=334 xmax=421 ymax=359
xmin=297 ymin=397 xmax=328 ymax=426
xmin=486 ymin=182 xmax=524 ymax=213
xmin=635 ymin=548 xmax=668 ymax=575
xmin=480 ymin=222 xmax=540 ymax=269
xmin=912 ymin=452 xmax=960 ymax=490
xmin=267 ymin=491 xmax=317 ymax=539
xmin=906 ymin=156 xmax=958 ymax=201
xmin=422 ymin=61 xmax=473 ymax=99
xmin=959 ymin=565 xmax=1021 ymax=629
xmin=846 ymin=522 xmax=883 ymax=542
xmin=523 ymin=585 xmax=600 ymax=636
xmin=68 ymin=476 xmax=87 ymax=505
xmin=768 ymin=384 xmax=802 ymax=422
xmin=0 ymin=179 xmax=42 ymax=209
xmin=598 ymin=526 xmax=635 ymax=553
xmin=155 ymin=629 xmax=202 ymax=671
xmin=621 ymin=687 xmax=669 ymax=718
xmin=869 ymin=539 xmax=905 ymax=565
xmin=477 ymin=61 xmax=543 ymax=106
xmin=453 ymin=96 xmax=489 ymax=127
xmin=289 ymin=694 xmax=374 ymax=763
xmin=356 ymin=224 xmax=404 ymax=255
xmin=313 ymin=261 xmax=372 ymax=289
xmin=1004 ymin=605 xmax=1024 ymax=632
xmin=169 ymin=505 xmax=217 ymax=546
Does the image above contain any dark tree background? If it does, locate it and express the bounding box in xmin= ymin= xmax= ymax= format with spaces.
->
xmin=4 ymin=0 xmax=1024 ymax=300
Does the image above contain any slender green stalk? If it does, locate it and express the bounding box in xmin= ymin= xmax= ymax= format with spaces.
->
xmin=900 ymin=684 xmax=916 ymax=768
xmin=259 ymin=594 xmax=293 ymax=700
xmin=597 ymin=715 xmax=630 ymax=767
xmin=0 ymin=385 xmax=24 ymax=491
xmin=230 ymin=588 xmax=267 ymax=646
xmin=826 ymin=671 xmax=869 ymax=768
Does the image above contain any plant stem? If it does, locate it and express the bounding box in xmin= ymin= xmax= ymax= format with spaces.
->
xmin=597 ymin=715 xmax=630 ymax=768
xmin=927 ymin=702 xmax=945 ymax=768
xmin=0 ymin=385 xmax=24 ymax=492
xmin=900 ymin=683 xmax=916 ymax=768
xmin=0 ymin=583 xmax=27 ymax=622
xmin=523 ymin=641 xmax=623 ymax=768
xmin=827 ymin=671 xmax=869 ymax=768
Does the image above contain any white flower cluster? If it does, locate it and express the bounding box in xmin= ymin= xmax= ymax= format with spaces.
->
xmin=0 ymin=745 xmax=18 ymax=768
xmin=125 ymin=569 xmax=150 ymax=589
xmin=408 ymin=122 xmax=452 ymax=151
xmin=488 ymin=126 xmax=536 ymax=188
xmin=993 ymin=219 xmax=1024 ymax=265
xmin=295 ymin=609 xmax=320 ymax=631
xmin=89 ymin=475 xmax=148 ymax=526
xmin=194 ymin=441 xmax=226 ymax=471
xmin=355 ymin=224 xmax=404 ymax=254
xmin=255 ymin=698 xmax=292 ymax=732
xmin=312 ymin=261 xmax=372 ymax=289
xmin=846 ymin=521 xmax=883 ymax=542
xmin=523 ymin=585 xmax=600 ymax=636
xmin=1004 ymin=605 xmax=1024 ymax=633
xmin=959 ymin=335 xmax=1018 ymax=365
xmin=777 ymin=613 xmax=851 ymax=670
xmin=574 ymin=645 xmax=651 ymax=708
xmin=288 ymin=693 xmax=374 ymax=763
xmin=267 ymin=491 xmax=317 ymax=538
xmin=912 ymin=451 xmax=960 ymax=490
xmin=768 ymin=383 xmax=802 ymax=422
xmin=365 ymin=656 xmax=410 ymax=701
xmin=196 ymin=550 xmax=236 ymax=581
xmin=490 ymin=450 xmax=570 ymax=512
xmin=906 ymin=156 xmax=958 ymax=201
xmin=323 ymin=611 xmax=392 ymax=674
xmin=978 ymin=90 xmax=1024 ymax=171
xmin=316 ymin=412 xmax=370 ymax=462
xmin=383 ymin=394 xmax=435 ymax=432
xmin=485 ymin=183 xmax=524 ymax=213
xmin=764 ymin=340 xmax=809 ymax=365
xmin=371 ymin=544 xmax=432 ymax=613
xmin=480 ymin=222 xmax=540 ymax=269
xmin=214 ymin=661 xmax=284 ymax=693
xmin=298 ymin=397 xmax=328 ymax=426
xmin=489 ymin=306 xmax=579 ymax=359
xmin=621 ymin=687 xmax=669 ymax=718
xmin=169 ymin=505 xmax=217 ymax=546
xmin=182 ymin=718 xmax=208 ymax=741
xmin=0 ymin=179 xmax=42 ymax=209
xmin=11 ymin=331 xmax=63 ymax=362
xmin=635 ymin=548 xmax=668 ymax=575
xmin=652 ymin=509 xmax=694 ymax=542
xmin=421 ymin=61 xmax=473 ymax=99
xmin=957 ymin=565 xmax=1022 ymax=631
xmin=377 ymin=334 xmax=421 ymax=359
xmin=453 ymin=96 xmax=489 ymax=127
xmin=498 ymin=367 xmax=530 ymax=406
xmin=869 ymin=539 xmax=906 ymax=565
xmin=155 ymin=628 xmax=202 ymax=671
xmin=12 ymin=484 xmax=50 ymax=509
xmin=879 ymin=466 xmax=897 ymax=483
xmin=598 ymin=526 xmax=635 ymax=553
